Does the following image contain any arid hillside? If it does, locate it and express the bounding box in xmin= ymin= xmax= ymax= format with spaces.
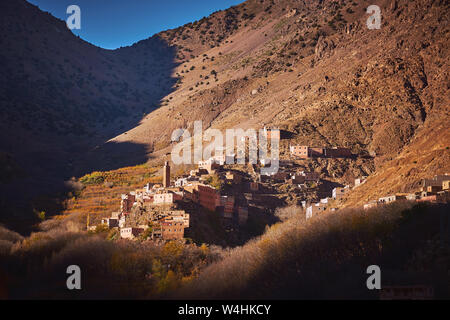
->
xmin=0 ymin=0 xmax=449 ymax=229
xmin=111 ymin=0 xmax=449 ymax=203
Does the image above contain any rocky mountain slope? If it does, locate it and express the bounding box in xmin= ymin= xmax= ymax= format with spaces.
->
xmin=111 ymin=0 xmax=449 ymax=204
xmin=0 ymin=0 xmax=177 ymax=227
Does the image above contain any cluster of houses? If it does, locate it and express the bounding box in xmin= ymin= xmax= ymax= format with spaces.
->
xmin=305 ymin=176 xmax=369 ymax=219
xmin=304 ymin=173 xmax=450 ymax=220
xmin=290 ymin=145 xmax=352 ymax=159
xmin=93 ymin=161 xmax=192 ymax=241
xmin=91 ymin=158 xmax=256 ymax=240
xmin=257 ymin=167 xmax=319 ymax=185
xmin=87 ymin=144 xmax=450 ymax=239
xmin=90 ymin=147 xmax=330 ymax=240
xmin=363 ymin=174 xmax=450 ymax=210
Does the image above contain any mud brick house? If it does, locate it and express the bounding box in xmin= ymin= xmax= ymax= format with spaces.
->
xmin=406 ymin=193 xmax=421 ymax=201
xmin=217 ymin=195 xmax=235 ymax=219
xmin=153 ymin=192 xmax=182 ymax=205
xmin=290 ymin=145 xmax=309 ymax=158
xmin=378 ymin=194 xmax=407 ymax=204
xmin=421 ymin=174 xmax=450 ymax=190
xmin=120 ymin=227 xmax=144 ymax=240
xmin=443 ymin=180 xmax=450 ymax=190
xmin=426 ymin=185 xmax=443 ymax=193
xmin=165 ymin=210 xmax=190 ymax=228
xmin=161 ymin=220 xmax=185 ymax=240
xmin=417 ymin=191 xmax=450 ymax=204
xmin=306 ymin=203 xmax=327 ymax=219
xmin=417 ymin=195 xmax=439 ymax=203
xmin=197 ymin=184 xmax=219 ymax=212
xmin=182 ymin=185 xmax=199 ymax=203
xmin=435 ymin=174 xmax=450 ymax=182
xmin=199 ymin=158 xmax=221 ymax=173
xmin=301 ymin=171 xmax=320 ymax=182
xmin=175 ymin=177 xmax=188 ymax=187
xmin=324 ymin=147 xmax=352 ymax=158
xmin=101 ymin=218 xmax=118 ymax=228
xmin=121 ymin=193 xmax=136 ymax=214
xmin=310 ymin=147 xmax=325 ymax=157
xmin=290 ymin=145 xmax=351 ymax=159
xmin=332 ymin=186 xmax=350 ymax=200
xmin=290 ymin=145 xmax=324 ymax=158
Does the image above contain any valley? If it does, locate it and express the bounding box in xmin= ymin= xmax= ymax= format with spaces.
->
xmin=0 ymin=0 xmax=449 ymax=300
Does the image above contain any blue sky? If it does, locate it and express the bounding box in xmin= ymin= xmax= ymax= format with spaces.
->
xmin=27 ymin=0 xmax=245 ymax=49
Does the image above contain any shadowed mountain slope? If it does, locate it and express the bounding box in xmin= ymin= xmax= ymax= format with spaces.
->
xmin=0 ymin=0 xmax=178 ymax=229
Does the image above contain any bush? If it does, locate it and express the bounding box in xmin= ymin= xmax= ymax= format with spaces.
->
xmin=178 ymin=202 xmax=450 ymax=299
xmin=80 ymin=172 xmax=106 ymax=185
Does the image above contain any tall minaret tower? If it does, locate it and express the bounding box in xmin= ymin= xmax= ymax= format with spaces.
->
xmin=163 ymin=161 xmax=170 ymax=188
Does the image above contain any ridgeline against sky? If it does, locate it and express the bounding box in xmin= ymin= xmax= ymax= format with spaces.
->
xmin=26 ymin=0 xmax=244 ymax=49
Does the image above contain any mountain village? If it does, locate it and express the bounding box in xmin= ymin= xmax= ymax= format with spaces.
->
xmin=89 ymin=138 xmax=450 ymax=241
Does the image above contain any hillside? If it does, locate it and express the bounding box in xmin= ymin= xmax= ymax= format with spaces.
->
xmin=1 ymin=0 xmax=449 ymax=229
xmin=0 ymin=1 xmax=176 ymax=229
xmin=110 ymin=0 xmax=449 ymax=203
xmin=1 ymin=201 xmax=448 ymax=299
xmin=175 ymin=201 xmax=450 ymax=299
xmin=0 ymin=0 xmax=449 ymax=301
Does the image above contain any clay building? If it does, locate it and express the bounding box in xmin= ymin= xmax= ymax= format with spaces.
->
xmin=161 ymin=220 xmax=185 ymax=240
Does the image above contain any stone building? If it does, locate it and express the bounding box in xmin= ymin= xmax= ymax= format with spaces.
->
xmin=378 ymin=194 xmax=407 ymax=204
xmin=121 ymin=193 xmax=136 ymax=214
xmin=306 ymin=203 xmax=327 ymax=219
xmin=332 ymin=187 xmax=350 ymax=200
xmin=153 ymin=192 xmax=182 ymax=205
xmin=161 ymin=220 xmax=185 ymax=240
xmin=120 ymin=227 xmax=144 ymax=240
xmin=198 ymin=184 xmax=218 ymax=212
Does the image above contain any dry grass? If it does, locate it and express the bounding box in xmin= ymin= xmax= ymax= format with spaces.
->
xmin=0 ymin=219 xmax=223 ymax=299
xmin=176 ymin=201 xmax=450 ymax=299
xmin=1 ymin=201 xmax=449 ymax=299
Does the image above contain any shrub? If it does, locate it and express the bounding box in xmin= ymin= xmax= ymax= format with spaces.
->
xmin=80 ymin=172 xmax=106 ymax=185
xmin=178 ymin=202 xmax=449 ymax=299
